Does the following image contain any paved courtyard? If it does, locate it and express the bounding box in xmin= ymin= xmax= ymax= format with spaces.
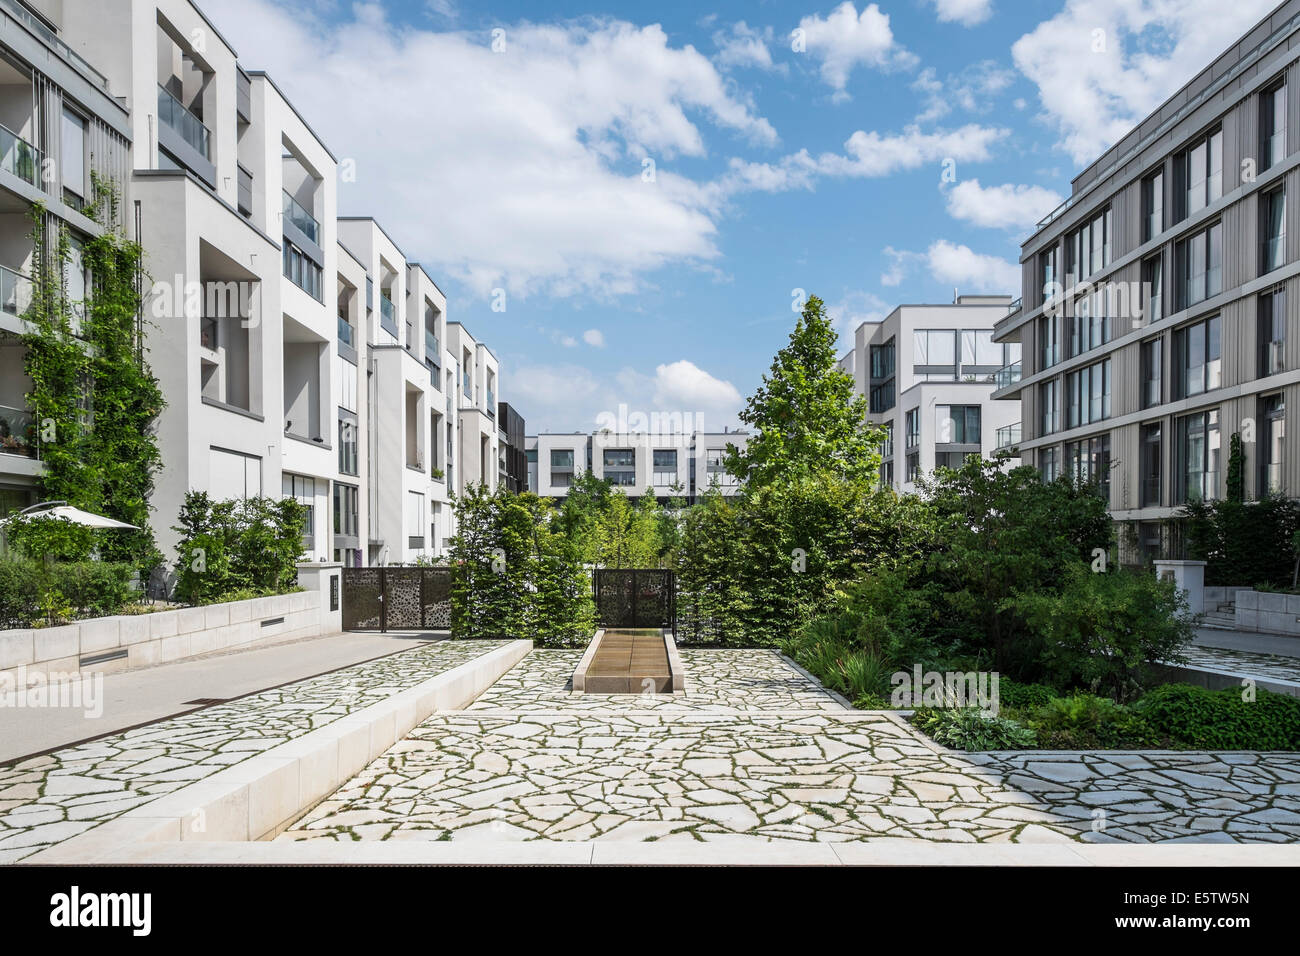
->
xmin=0 ymin=640 xmax=509 ymax=864
xmin=282 ymin=649 xmax=1300 ymax=845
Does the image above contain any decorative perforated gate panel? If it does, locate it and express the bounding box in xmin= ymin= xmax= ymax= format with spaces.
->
xmin=341 ymin=567 xmax=453 ymax=632
xmin=593 ymin=569 xmax=675 ymax=630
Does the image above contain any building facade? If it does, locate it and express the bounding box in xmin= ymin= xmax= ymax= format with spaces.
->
xmin=0 ymin=0 xmax=507 ymax=576
xmin=529 ymin=429 xmax=747 ymax=504
xmin=497 ymin=401 xmax=526 ymax=494
xmin=839 ymin=295 xmax=1022 ymax=492
xmin=995 ymin=0 xmax=1300 ymax=564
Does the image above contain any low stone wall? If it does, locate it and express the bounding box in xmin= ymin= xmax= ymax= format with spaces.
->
xmin=0 ymin=562 xmax=344 ymax=677
xmin=1234 ymin=589 xmax=1300 ymax=636
xmin=1202 ymin=586 xmax=1255 ymax=614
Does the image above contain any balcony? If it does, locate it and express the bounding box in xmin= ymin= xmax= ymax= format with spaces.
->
xmin=337 ymin=315 xmax=354 ymax=348
xmin=0 ymin=0 xmax=108 ymax=89
xmin=486 ymin=389 xmax=495 ymax=416
xmin=157 ymin=84 xmax=210 ymax=160
xmin=0 ymin=404 xmax=37 ymax=459
xmin=379 ymin=294 xmax=397 ymax=335
xmin=0 ymin=123 xmax=40 ymax=186
xmin=995 ymin=422 xmax=1021 ymax=452
xmin=282 ymin=189 xmax=320 ymax=245
xmin=425 ymin=330 xmax=439 ymax=365
xmin=992 ymin=361 xmax=1021 ymax=390
xmin=1 ymin=265 xmax=32 ymax=318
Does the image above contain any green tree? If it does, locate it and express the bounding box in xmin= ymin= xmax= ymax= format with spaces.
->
xmin=553 ymin=470 xmax=612 ymax=563
xmin=1226 ymin=432 xmax=1245 ymax=503
xmin=725 ymin=294 xmax=883 ymax=489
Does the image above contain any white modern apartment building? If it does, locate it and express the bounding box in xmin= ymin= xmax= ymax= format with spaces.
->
xmin=0 ymin=0 xmax=506 ymax=576
xmin=839 ymin=295 xmax=1022 ymax=492
xmin=529 ymin=429 xmax=747 ymax=503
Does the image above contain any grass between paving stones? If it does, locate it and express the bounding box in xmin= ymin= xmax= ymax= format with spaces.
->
xmin=908 ymin=683 xmax=1300 ymax=752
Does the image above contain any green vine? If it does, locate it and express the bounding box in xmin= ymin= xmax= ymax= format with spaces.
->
xmin=17 ymin=172 xmax=165 ymax=571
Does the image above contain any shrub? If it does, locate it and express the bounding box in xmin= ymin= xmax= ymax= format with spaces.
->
xmin=1006 ymin=564 xmax=1194 ymax=701
xmin=910 ymin=707 xmax=1037 ymax=750
xmin=1134 ymin=684 xmax=1300 ymax=750
xmin=172 ymin=492 xmax=306 ymax=605
xmin=1026 ymin=693 xmax=1159 ymax=749
xmin=0 ymin=559 xmax=136 ymax=626
xmin=997 ymin=679 xmax=1056 ymax=710
xmin=1182 ymin=494 xmax=1300 ymax=589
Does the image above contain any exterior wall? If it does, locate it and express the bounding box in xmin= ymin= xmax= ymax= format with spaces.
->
xmin=843 ymin=297 xmax=1022 ymax=492
xmin=998 ymin=0 xmax=1300 ymax=563
xmin=530 ymin=431 xmax=748 ymax=502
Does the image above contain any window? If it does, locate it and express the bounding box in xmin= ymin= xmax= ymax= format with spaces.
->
xmin=1262 ymin=79 xmax=1287 ymax=171
xmin=1260 ymin=395 xmax=1286 ymax=496
xmin=283 ymin=242 xmax=323 ymax=301
xmin=1142 ymin=169 xmax=1164 ymax=242
xmin=1039 ymin=247 xmax=1058 ymax=303
xmin=936 ymin=405 xmax=981 ymax=444
xmin=653 ymin=449 xmax=677 ymax=484
xmin=879 ymin=460 xmax=894 ymax=487
xmin=1174 ymin=221 xmax=1222 ymax=310
xmin=1260 ymin=186 xmax=1286 ymax=275
xmin=209 ymin=447 xmax=261 ymax=499
xmin=1141 ymin=423 xmax=1162 ymax=507
xmin=1140 ymin=337 xmax=1163 ymax=409
xmin=961 ymin=329 xmax=1004 ymax=369
xmin=1066 ymin=433 xmax=1111 ymax=500
xmin=603 ymin=448 xmax=636 ymax=469
xmin=338 ymin=358 xmax=358 ymax=413
xmin=1066 ymin=207 xmax=1112 ymax=281
xmin=61 ymin=107 xmax=86 ymax=208
xmin=1067 ymin=287 xmax=1110 ymax=358
xmin=1176 ymin=409 xmax=1221 ymax=504
xmin=283 ymin=474 xmax=315 ymax=536
xmin=1065 ymin=359 xmax=1111 ymax=429
xmin=1038 ymin=313 xmax=1061 ymax=370
xmin=905 ymin=408 xmax=920 ymax=448
xmin=338 ymin=417 xmax=358 ymax=476
xmin=1176 ymin=128 xmax=1223 ymax=220
xmin=1039 ymin=445 xmax=1060 ymax=482
xmin=237 ymin=164 xmax=253 ymax=219
xmin=906 ymin=452 xmax=920 ymax=483
xmin=705 ymin=449 xmax=726 ymax=471
xmin=550 ymin=449 xmax=574 ymax=469
xmin=1173 ymin=315 xmax=1221 ymax=399
xmin=407 ymin=491 xmax=425 ymax=546
xmin=935 ymin=451 xmax=978 ymax=470
xmin=607 ymin=470 xmax=637 ymax=487
xmin=913 ymin=329 xmax=957 ymax=380
xmin=1142 ymin=255 xmax=1163 ymax=324
xmin=880 ymin=422 xmax=894 ymax=460
xmin=869 ymin=337 xmax=896 ymax=413
xmin=1039 ymin=379 xmax=1060 ymax=435
xmin=1259 ymin=287 xmax=1286 ymax=377
xmin=332 ymin=482 xmax=359 ymax=537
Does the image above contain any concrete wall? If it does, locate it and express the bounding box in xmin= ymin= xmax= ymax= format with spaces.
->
xmin=1234 ymin=588 xmax=1300 ymax=636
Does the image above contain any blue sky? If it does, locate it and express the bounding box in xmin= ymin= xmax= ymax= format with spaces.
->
xmin=217 ymin=0 xmax=1281 ymax=431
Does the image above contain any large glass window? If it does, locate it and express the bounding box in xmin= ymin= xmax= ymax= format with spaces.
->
xmin=1141 ymin=422 xmax=1162 ymax=507
xmin=61 ymin=107 xmax=86 ymax=208
xmin=1142 ymin=169 xmax=1163 ymax=242
xmin=550 ymin=449 xmax=574 ymax=468
xmin=1173 ymin=315 xmax=1221 ymax=399
xmin=332 ymin=482 xmax=359 ymax=537
xmin=1066 ymin=433 xmax=1111 ymax=500
xmin=1039 ymin=445 xmax=1060 ymax=482
xmin=1039 ymin=379 xmax=1060 ymax=435
xmin=1141 ymin=337 xmax=1163 ymax=409
xmin=1259 ymin=287 xmax=1286 ymax=377
xmin=1038 ymin=313 xmax=1061 ymax=370
xmin=1262 ymin=79 xmax=1287 ymax=171
xmin=1039 ymin=247 xmax=1058 ymax=303
xmin=283 ymin=242 xmax=323 ymax=301
xmin=870 ymin=337 xmax=896 ymax=413
xmin=338 ymin=417 xmax=358 ymax=476
xmin=1142 ymin=255 xmax=1163 ymax=324
xmin=1175 ymin=409 xmax=1221 ymax=504
xmin=913 ymin=329 xmax=957 ymax=380
xmin=1066 ymin=207 xmax=1112 ymax=282
xmin=1174 ymin=221 xmax=1222 ymax=311
xmin=1260 ymin=395 xmax=1286 ymax=496
xmin=1260 ymin=185 xmax=1286 ymax=275
xmin=905 ymin=408 xmax=920 ymax=448
xmin=283 ymin=474 xmax=315 ymax=535
xmin=603 ymin=448 xmax=636 ymax=468
xmin=652 ymin=449 xmax=677 ymax=484
xmin=1067 ymin=287 xmax=1110 ymax=358
xmin=936 ymin=405 xmax=981 ymax=444
xmin=1177 ymin=128 xmax=1223 ymax=219
xmin=1065 ymin=359 xmax=1111 ymax=429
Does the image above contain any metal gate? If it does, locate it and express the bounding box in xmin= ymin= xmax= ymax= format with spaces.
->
xmin=341 ymin=567 xmax=453 ymax=632
xmin=593 ymin=569 xmax=675 ymax=630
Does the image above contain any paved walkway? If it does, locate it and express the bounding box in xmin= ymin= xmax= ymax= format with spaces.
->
xmin=0 ymin=640 xmax=508 ymax=864
xmin=281 ymin=649 xmax=1300 ymax=845
xmin=0 ymin=631 xmax=452 ymax=763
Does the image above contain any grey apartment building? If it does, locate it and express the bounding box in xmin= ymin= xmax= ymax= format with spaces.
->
xmin=994 ymin=1 xmax=1300 ymax=564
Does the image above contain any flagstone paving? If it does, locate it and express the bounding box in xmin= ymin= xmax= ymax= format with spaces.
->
xmin=0 ymin=639 xmax=509 ymax=864
xmin=282 ymin=649 xmax=1300 ymax=845
xmin=1175 ymin=644 xmax=1300 ymax=688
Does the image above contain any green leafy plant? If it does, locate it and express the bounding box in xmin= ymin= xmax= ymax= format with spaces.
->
xmin=172 ymin=492 xmax=305 ymax=605
xmin=1134 ymin=684 xmax=1300 ymax=750
xmin=1026 ymin=693 xmax=1159 ymax=749
xmin=910 ymin=707 xmax=1037 ymax=751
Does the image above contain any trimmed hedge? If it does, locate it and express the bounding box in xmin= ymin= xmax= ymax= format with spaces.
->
xmin=1134 ymin=684 xmax=1300 ymax=750
xmin=0 ymin=559 xmax=136 ymax=627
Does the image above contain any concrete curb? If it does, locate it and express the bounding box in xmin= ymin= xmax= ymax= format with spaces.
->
xmin=25 ymin=639 xmax=532 ymax=864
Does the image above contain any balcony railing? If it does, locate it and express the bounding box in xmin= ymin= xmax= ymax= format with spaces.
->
xmin=0 ymin=123 xmax=40 ymax=186
xmin=157 ymin=85 xmax=210 ymax=160
xmin=0 ymin=0 xmax=108 ymax=89
xmin=379 ymin=294 xmax=396 ymax=329
xmin=486 ymin=389 xmax=495 ymax=415
xmin=337 ymin=315 xmax=354 ymax=348
xmin=1 ymin=265 xmax=32 ymax=317
xmin=0 ymin=403 xmax=37 ymax=459
xmin=995 ymin=422 xmax=1022 ymax=451
xmin=992 ymin=361 xmax=1022 ymax=390
xmin=426 ymin=329 xmax=439 ymax=362
xmin=282 ymin=189 xmax=320 ymax=244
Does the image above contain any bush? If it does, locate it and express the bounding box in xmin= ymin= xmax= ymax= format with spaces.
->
xmin=172 ymin=492 xmax=306 ymax=605
xmin=1006 ymin=565 xmax=1194 ymax=701
xmin=1026 ymin=693 xmax=1159 ymax=749
xmin=0 ymin=559 xmax=136 ymax=626
xmin=910 ymin=707 xmax=1037 ymax=750
xmin=1134 ymin=684 xmax=1300 ymax=750
xmin=997 ymin=679 xmax=1056 ymax=710
xmin=1182 ymin=494 xmax=1300 ymax=589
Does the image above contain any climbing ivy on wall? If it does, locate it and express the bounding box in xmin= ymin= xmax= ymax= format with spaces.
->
xmin=17 ymin=173 xmax=165 ymax=570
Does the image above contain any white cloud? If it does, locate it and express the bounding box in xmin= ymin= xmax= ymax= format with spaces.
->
xmin=945 ymin=178 xmax=1064 ymax=231
xmin=913 ymin=60 xmax=1014 ymax=123
xmin=713 ymin=21 xmax=783 ymax=72
xmin=426 ymin=0 xmax=457 ymax=20
xmin=795 ymin=2 xmax=916 ymax=96
xmin=648 ymin=360 xmax=743 ymax=414
xmin=882 ymin=240 xmax=1018 ymax=293
xmin=825 ymin=290 xmax=889 ymax=344
xmin=218 ymin=1 xmax=778 ymax=299
xmin=582 ymin=328 xmax=606 ymax=347
xmin=931 ymin=0 xmax=994 ymax=27
xmin=1013 ymin=0 xmax=1278 ymax=165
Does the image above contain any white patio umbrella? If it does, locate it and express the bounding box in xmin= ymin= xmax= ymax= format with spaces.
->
xmin=0 ymin=501 xmax=139 ymax=530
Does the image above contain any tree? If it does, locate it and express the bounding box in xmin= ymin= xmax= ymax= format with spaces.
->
xmin=1226 ymin=432 xmax=1245 ymax=503
xmin=592 ymin=488 xmax=661 ymax=568
xmin=725 ymin=294 xmax=883 ymax=490
xmin=553 ymin=470 xmax=612 ymax=563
